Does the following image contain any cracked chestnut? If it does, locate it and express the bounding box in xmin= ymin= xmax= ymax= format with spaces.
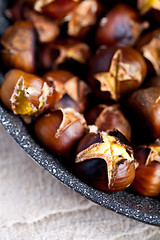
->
xmin=86 ymin=104 xmax=131 ymax=141
xmin=0 ymin=69 xmax=59 ymax=123
xmin=34 ymin=108 xmax=88 ymax=159
xmin=75 ymin=129 xmax=136 ymax=192
xmin=133 ymin=141 xmax=160 ymax=196
xmin=136 ymin=28 xmax=160 ymax=76
xmin=40 ymin=38 xmax=91 ymax=77
xmin=43 ymin=70 xmax=91 ymax=113
xmin=88 ymin=47 xmax=147 ymax=101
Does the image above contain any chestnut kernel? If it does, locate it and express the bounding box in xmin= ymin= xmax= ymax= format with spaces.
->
xmin=34 ymin=107 xmax=88 ymax=159
xmin=75 ymin=129 xmax=136 ymax=192
xmin=133 ymin=141 xmax=160 ymax=196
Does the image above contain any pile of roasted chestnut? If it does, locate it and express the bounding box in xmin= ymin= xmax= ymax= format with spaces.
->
xmin=1 ymin=0 xmax=160 ymax=197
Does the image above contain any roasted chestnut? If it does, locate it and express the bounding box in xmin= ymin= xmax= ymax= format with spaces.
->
xmin=0 ymin=21 xmax=39 ymax=73
xmin=88 ymin=47 xmax=147 ymax=101
xmin=40 ymin=38 xmax=91 ymax=76
xmin=65 ymin=0 xmax=102 ymax=39
xmin=34 ymin=107 xmax=88 ymax=159
xmin=75 ymin=129 xmax=136 ymax=192
xmin=0 ymin=69 xmax=59 ymax=123
xmin=33 ymin=0 xmax=79 ymax=18
xmin=136 ymin=29 xmax=160 ymax=76
xmin=86 ymin=104 xmax=131 ymax=141
xmin=127 ymin=86 xmax=160 ymax=142
xmin=44 ymin=70 xmax=91 ymax=113
xmin=133 ymin=141 xmax=160 ymax=196
xmin=95 ymin=4 xmax=149 ymax=47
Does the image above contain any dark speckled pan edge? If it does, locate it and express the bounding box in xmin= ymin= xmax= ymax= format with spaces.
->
xmin=0 ymin=0 xmax=160 ymax=227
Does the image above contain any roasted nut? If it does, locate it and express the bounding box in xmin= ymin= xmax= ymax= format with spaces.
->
xmin=95 ymin=4 xmax=149 ymax=47
xmin=136 ymin=29 xmax=160 ymax=76
xmin=133 ymin=141 xmax=160 ymax=196
xmin=23 ymin=7 xmax=60 ymax=43
xmin=65 ymin=0 xmax=102 ymax=39
xmin=34 ymin=0 xmax=80 ymax=18
xmin=75 ymin=129 xmax=136 ymax=192
xmin=0 ymin=69 xmax=59 ymax=123
xmin=127 ymin=87 xmax=160 ymax=142
xmin=40 ymin=38 xmax=91 ymax=76
xmin=86 ymin=104 xmax=131 ymax=141
xmin=88 ymin=47 xmax=147 ymax=101
xmin=34 ymin=107 xmax=88 ymax=159
xmin=44 ymin=70 xmax=91 ymax=113
xmin=0 ymin=21 xmax=39 ymax=73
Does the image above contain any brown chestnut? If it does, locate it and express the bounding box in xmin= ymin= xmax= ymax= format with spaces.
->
xmin=0 ymin=21 xmax=39 ymax=73
xmin=133 ymin=141 xmax=160 ymax=196
xmin=86 ymin=104 xmax=131 ymax=141
xmin=95 ymin=4 xmax=149 ymax=47
xmin=34 ymin=108 xmax=88 ymax=159
xmin=127 ymin=86 xmax=160 ymax=142
xmin=136 ymin=28 xmax=160 ymax=76
xmin=88 ymin=47 xmax=147 ymax=101
xmin=40 ymin=38 xmax=91 ymax=76
xmin=75 ymin=129 xmax=136 ymax=192
xmin=65 ymin=0 xmax=102 ymax=39
xmin=23 ymin=7 xmax=60 ymax=43
xmin=43 ymin=70 xmax=91 ymax=113
xmin=0 ymin=69 xmax=59 ymax=122
xmin=33 ymin=0 xmax=80 ymax=18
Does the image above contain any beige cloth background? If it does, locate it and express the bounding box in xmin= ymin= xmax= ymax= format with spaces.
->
xmin=0 ymin=124 xmax=160 ymax=240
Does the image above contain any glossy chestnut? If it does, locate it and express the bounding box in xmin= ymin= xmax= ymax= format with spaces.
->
xmin=0 ymin=69 xmax=59 ymax=123
xmin=0 ymin=21 xmax=39 ymax=73
xmin=75 ymin=129 xmax=136 ymax=192
xmin=34 ymin=108 xmax=88 ymax=159
xmin=95 ymin=4 xmax=149 ymax=47
xmin=86 ymin=104 xmax=131 ymax=141
xmin=133 ymin=141 xmax=160 ymax=196
xmin=40 ymin=38 xmax=91 ymax=76
xmin=127 ymin=87 xmax=160 ymax=142
xmin=88 ymin=47 xmax=147 ymax=101
xmin=44 ymin=70 xmax=91 ymax=113
xmin=136 ymin=29 xmax=160 ymax=76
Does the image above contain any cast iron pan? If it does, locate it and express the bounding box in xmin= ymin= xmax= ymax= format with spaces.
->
xmin=0 ymin=0 xmax=160 ymax=227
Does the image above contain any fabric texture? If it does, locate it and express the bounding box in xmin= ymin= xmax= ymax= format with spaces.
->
xmin=0 ymin=124 xmax=160 ymax=240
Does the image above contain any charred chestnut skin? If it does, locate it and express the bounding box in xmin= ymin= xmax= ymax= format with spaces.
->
xmin=127 ymin=87 xmax=160 ymax=142
xmin=88 ymin=47 xmax=147 ymax=101
xmin=75 ymin=130 xmax=135 ymax=192
xmin=0 ymin=21 xmax=39 ymax=73
xmin=133 ymin=144 xmax=160 ymax=197
xmin=85 ymin=104 xmax=131 ymax=141
xmin=34 ymin=108 xmax=87 ymax=159
xmin=95 ymin=4 xmax=148 ymax=47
